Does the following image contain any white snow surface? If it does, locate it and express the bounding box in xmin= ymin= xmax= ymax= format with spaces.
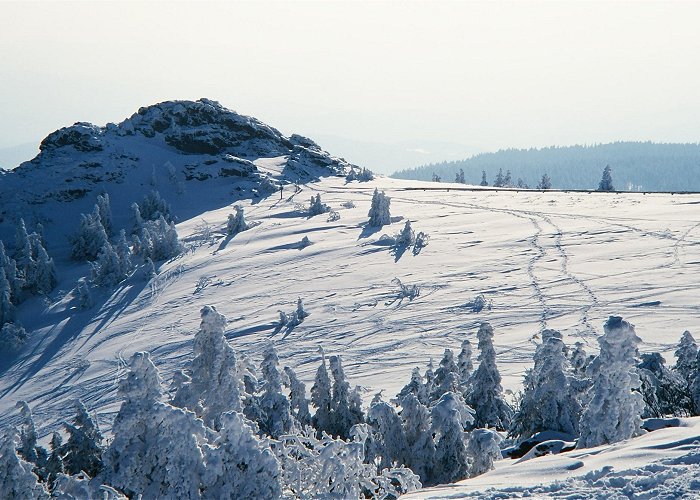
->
xmin=2 ymin=168 xmax=700 ymax=496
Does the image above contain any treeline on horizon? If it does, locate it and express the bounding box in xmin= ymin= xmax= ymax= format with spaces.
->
xmin=391 ymin=142 xmax=700 ymax=192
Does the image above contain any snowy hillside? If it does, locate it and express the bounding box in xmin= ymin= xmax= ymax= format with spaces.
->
xmin=2 ymin=100 xmax=700 ymax=497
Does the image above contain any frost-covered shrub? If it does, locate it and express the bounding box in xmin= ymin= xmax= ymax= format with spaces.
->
xmin=465 ymin=293 xmax=491 ymax=313
xmin=308 ymin=193 xmax=330 ymax=216
xmin=466 ymin=428 xmax=502 ymax=477
xmin=0 ymin=322 xmax=27 ymax=352
xmin=368 ymin=188 xmax=391 ymax=227
xmin=395 ymin=220 xmax=416 ymax=247
xmin=392 ymin=277 xmax=420 ymax=301
xmin=578 ymin=316 xmax=645 ymax=448
xmin=226 ymin=206 xmax=247 ymax=235
xmin=466 ymin=322 xmax=513 ymax=430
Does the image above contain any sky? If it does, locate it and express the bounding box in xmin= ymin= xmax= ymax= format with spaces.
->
xmin=1 ymin=1 xmax=700 ymax=173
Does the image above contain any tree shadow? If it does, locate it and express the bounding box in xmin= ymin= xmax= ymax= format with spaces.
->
xmin=358 ymin=222 xmax=384 ymax=240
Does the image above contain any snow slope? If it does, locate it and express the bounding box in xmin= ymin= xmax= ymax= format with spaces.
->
xmin=1 ymin=101 xmax=700 ymax=497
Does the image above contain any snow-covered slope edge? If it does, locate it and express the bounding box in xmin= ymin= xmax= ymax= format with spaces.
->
xmin=407 ymin=416 xmax=700 ymax=498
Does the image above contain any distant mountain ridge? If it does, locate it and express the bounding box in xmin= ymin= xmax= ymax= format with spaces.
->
xmin=392 ymin=142 xmax=700 ymax=191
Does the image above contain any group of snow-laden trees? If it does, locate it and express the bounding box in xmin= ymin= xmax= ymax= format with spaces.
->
xmin=0 ymin=219 xmax=57 ymax=351
xmin=0 ymin=306 xmax=420 ymax=499
xmin=71 ymin=191 xmax=181 ymax=290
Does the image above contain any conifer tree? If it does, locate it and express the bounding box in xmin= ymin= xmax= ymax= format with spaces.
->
xmin=226 ymin=206 xmax=248 ymax=235
xmin=0 ymin=242 xmax=21 ymax=301
xmin=466 ymin=322 xmax=512 ymax=430
xmin=284 ymin=366 xmax=312 ymax=428
xmin=0 ymin=429 xmax=49 ymax=499
xmin=578 ymin=316 xmax=645 ymax=448
xmin=96 ymin=193 xmax=113 ymax=236
xmin=367 ymin=401 xmax=408 ymax=471
xmin=674 ymin=331 xmax=698 ymax=384
xmin=45 ymin=433 xmax=64 ymax=487
xmin=329 ymin=355 xmax=364 ymax=439
xmin=259 ymin=343 xmax=294 ymax=438
xmin=457 ymin=339 xmax=473 ymax=388
xmin=480 ymin=170 xmax=488 ymax=186
xmin=395 ymin=368 xmax=428 ymax=405
xmin=466 ymin=428 xmax=501 ymax=477
xmin=311 ymin=348 xmax=333 ymax=436
xmin=368 ymin=189 xmax=391 ymax=227
xmin=61 ymin=400 xmax=104 ymax=477
xmin=400 ymin=394 xmax=434 ymax=484
xmin=431 ymin=392 xmax=472 ymax=485
xmin=598 ymin=165 xmax=615 ymax=191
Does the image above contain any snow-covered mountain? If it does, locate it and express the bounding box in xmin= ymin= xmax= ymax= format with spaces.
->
xmin=1 ymin=100 xmax=700 ymax=498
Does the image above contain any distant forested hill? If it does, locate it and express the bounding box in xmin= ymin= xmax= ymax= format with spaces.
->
xmin=391 ymin=142 xmax=700 ymax=191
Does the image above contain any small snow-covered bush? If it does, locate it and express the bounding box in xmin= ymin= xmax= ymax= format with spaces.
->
xmin=346 ymin=167 xmax=374 ymax=182
xmin=392 ymin=278 xmax=420 ymax=301
xmin=0 ymin=322 xmax=27 ymax=352
xmin=308 ymin=194 xmax=330 ymax=216
xmin=226 ymin=206 xmax=248 ymax=235
xmin=395 ymin=221 xmax=416 ymax=247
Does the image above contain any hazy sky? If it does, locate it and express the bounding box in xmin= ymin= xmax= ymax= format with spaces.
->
xmin=2 ymin=1 xmax=700 ymax=164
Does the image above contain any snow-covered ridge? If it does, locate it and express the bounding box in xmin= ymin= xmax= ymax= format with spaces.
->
xmin=0 ymin=98 xmax=356 ymax=254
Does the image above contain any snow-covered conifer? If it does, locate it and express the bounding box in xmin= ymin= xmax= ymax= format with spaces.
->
xmin=114 ymin=230 xmax=133 ymax=278
xmin=14 ymin=219 xmax=33 ymax=274
xmin=674 ymin=331 xmax=697 ymax=384
xmin=296 ymin=297 xmax=308 ymax=321
xmin=424 ymin=358 xmax=435 ymax=402
xmin=0 ymin=429 xmax=49 ymax=499
xmin=96 ymin=193 xmax=113 ymax=236
xmin=480 ymin=170 xmax=488 ymax=186
xmin=430 ymin=392 xmax=473 ymax=485
xmin=45 ymin=433 xmax=64 ymax=487
xmin=129 ymin=202 xmax=143 ymax=234
xmin=692 ymin=351 xmax=700 ymax=415
xmin=400 ymin=394 xmax=434 ymax=484
xmin=226 ymin=206 xmax=247 ymax=235
xmin=75 ymin=279 xmax=93 ymax=310
xmin=71 ymin=209 xmax=109 ymax=261
xmin=578 ymin=316 xmax=645 ymax=448
xmin=259 ymin=343 xmax=294 ymax=438
xmin=367 ymin=401 xmax=408 ymax=471
xmin=637 ymin=352 xmax=690 ymax=418
xmin=202 ymin=411 xmax=282 ymax=499
xmin=0 ymin=322 xmax=26 ymax=352
xmin=329 ymin=355 xmax=364 ymax=439
xmin=60 ymin=400 xmax=103 ymax=477
xmin=455 ymin=168 xmax=465 ymax=184
xmin=510 ymin=334 xmax=581 ymax=440
xmin=537 ymin=173 xmax=552 ymax=190
xmin=15 ymin=401 xmax=47 ymax=470
xmin=140 ymin=216 xmax=182 ymax=261
xmin=395 ymin=367 xmax=427 ymax=405
xmin=91 ymin=242 xmax=125 ymax=287
xmin=0 ymin=242 xmax=21 ymax=301
xmin=466 ymin=322 xmax=513 ymax=430
xmin=103 ymin=352 xmax=207 ymax=499
xmin=368 ymin=188 xmax=391 ymax=227
xmin=503 ymin=170 xmax=512 ymax=187
xmin=284 ymin=366 xmax=312 ymax=427
xmin=493 ymin=168 xmax=504 ymax=187
xmin=172 ymin=306 xmax=243 ymax=430
xmin=139 ymin=190 xmax=172 ymax=222
xmin=458 ymin=339 xmax=473 ymax=388
xmin=430 ymin=349 xmax=460 ymax=404
xmin=0 ymin=268 xmax=15 ymax=327
xmin=598 ymin=165 xmax=614 ymax=191
xmin=466 ymin=428 xmax=502 ymax=477
xmin=570 ymin=341 xmax=589 ymax=377
xmin=311 ymin=348 xmax=333 ymax=436
xmin=33 ymin=245 xmax=57 ymax=295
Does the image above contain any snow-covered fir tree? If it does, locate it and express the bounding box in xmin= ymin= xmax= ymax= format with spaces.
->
xmin=537 ymin=173 xmax=552 ymax=190
xmin=430 ymin=392 xmax=473 ymax=485
xmin=395 ymin=367 xmax=428 ymax=406
xmin=71 ymin=207 xmax=109 ymax=261
xmin=296 ymin=297 xmax=308 ymax=321
xmin=510 ymin=333 xmax=581 ymax=440
xmin=90 ymin=242 xmax=125 ymax=287
xmin=569 ymin=341 xmax=589 ymax=377
xmin=455 ymin=168 xmax=466 ymax=184
xmin=367 ymin=400 xmax=408 ymax=471
xmin=32 ymin=245 xmax=57 ymax=295
xmin=0 ymin=429 xmax=49 ymax=499
xmin=0 ymin=268 xmax=15 ymax=328
xmin=45 ymin=432 xmax=64 ymax=487
xmin=329 ymin=355 xmax=364 ymax=439
xmin=466 ymin=322 xmax=513 ymax=430
xmin=692 ymin=351 xmax=700 ymax=415
xmin=578 ymin=316 xmax=645 ymax=448
xmin=60 ymin=400 xmax=104 ymax=478
xmin=400 ymin=393 xmax=435 ymax=484
xmin=503 ymin=169 xmax=512 ymax=187
xmin=430 ymin=348 xmax=460 ymax=404
xmin=674 ymin=331 xmax=697 ymax=384
xmin=637 ymin=352 xmax=690 ymax=418
xmin=311 ymin=348 xmax=333 ymax=436
xmin=283 ymin=366 xmax=312 ymax=428
xmin=480 ymin=170 xmax=488 ymax=186
xmin=139 ymin=216 xmax=182 ymax=261
xmin=457 ymin=339 xmax=473 ymax=388
xmin=129 ymin=202 xmax=144 ymax=234
xmin=0 ymin=241 xmax=21 ymax=301
xmin=172 ymin=306 xmax=243 ymax=430
xmin=258 ymin=343 xmax=294 ymax=438
xmin=493 ymin=168 xmax=504 ymax=187
xmin=226 ymin=206 xmax=247 ymax=235
xmin=201 ymin=411 xmax=282 ymax=499
xmin=598 ymin=165 xmax=615 ymax=191
xmin=15 ymin=401 xmax=47 ymax=476
xmin=367 ymin=188 xmax=391 ymax=227
xmin=138 ymin=190 xmax=172 ymax=222
xmin=96 ymin=193 xmax=113 ymax=236
xmin=102 ymin=352 xmax=208 ymax=499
